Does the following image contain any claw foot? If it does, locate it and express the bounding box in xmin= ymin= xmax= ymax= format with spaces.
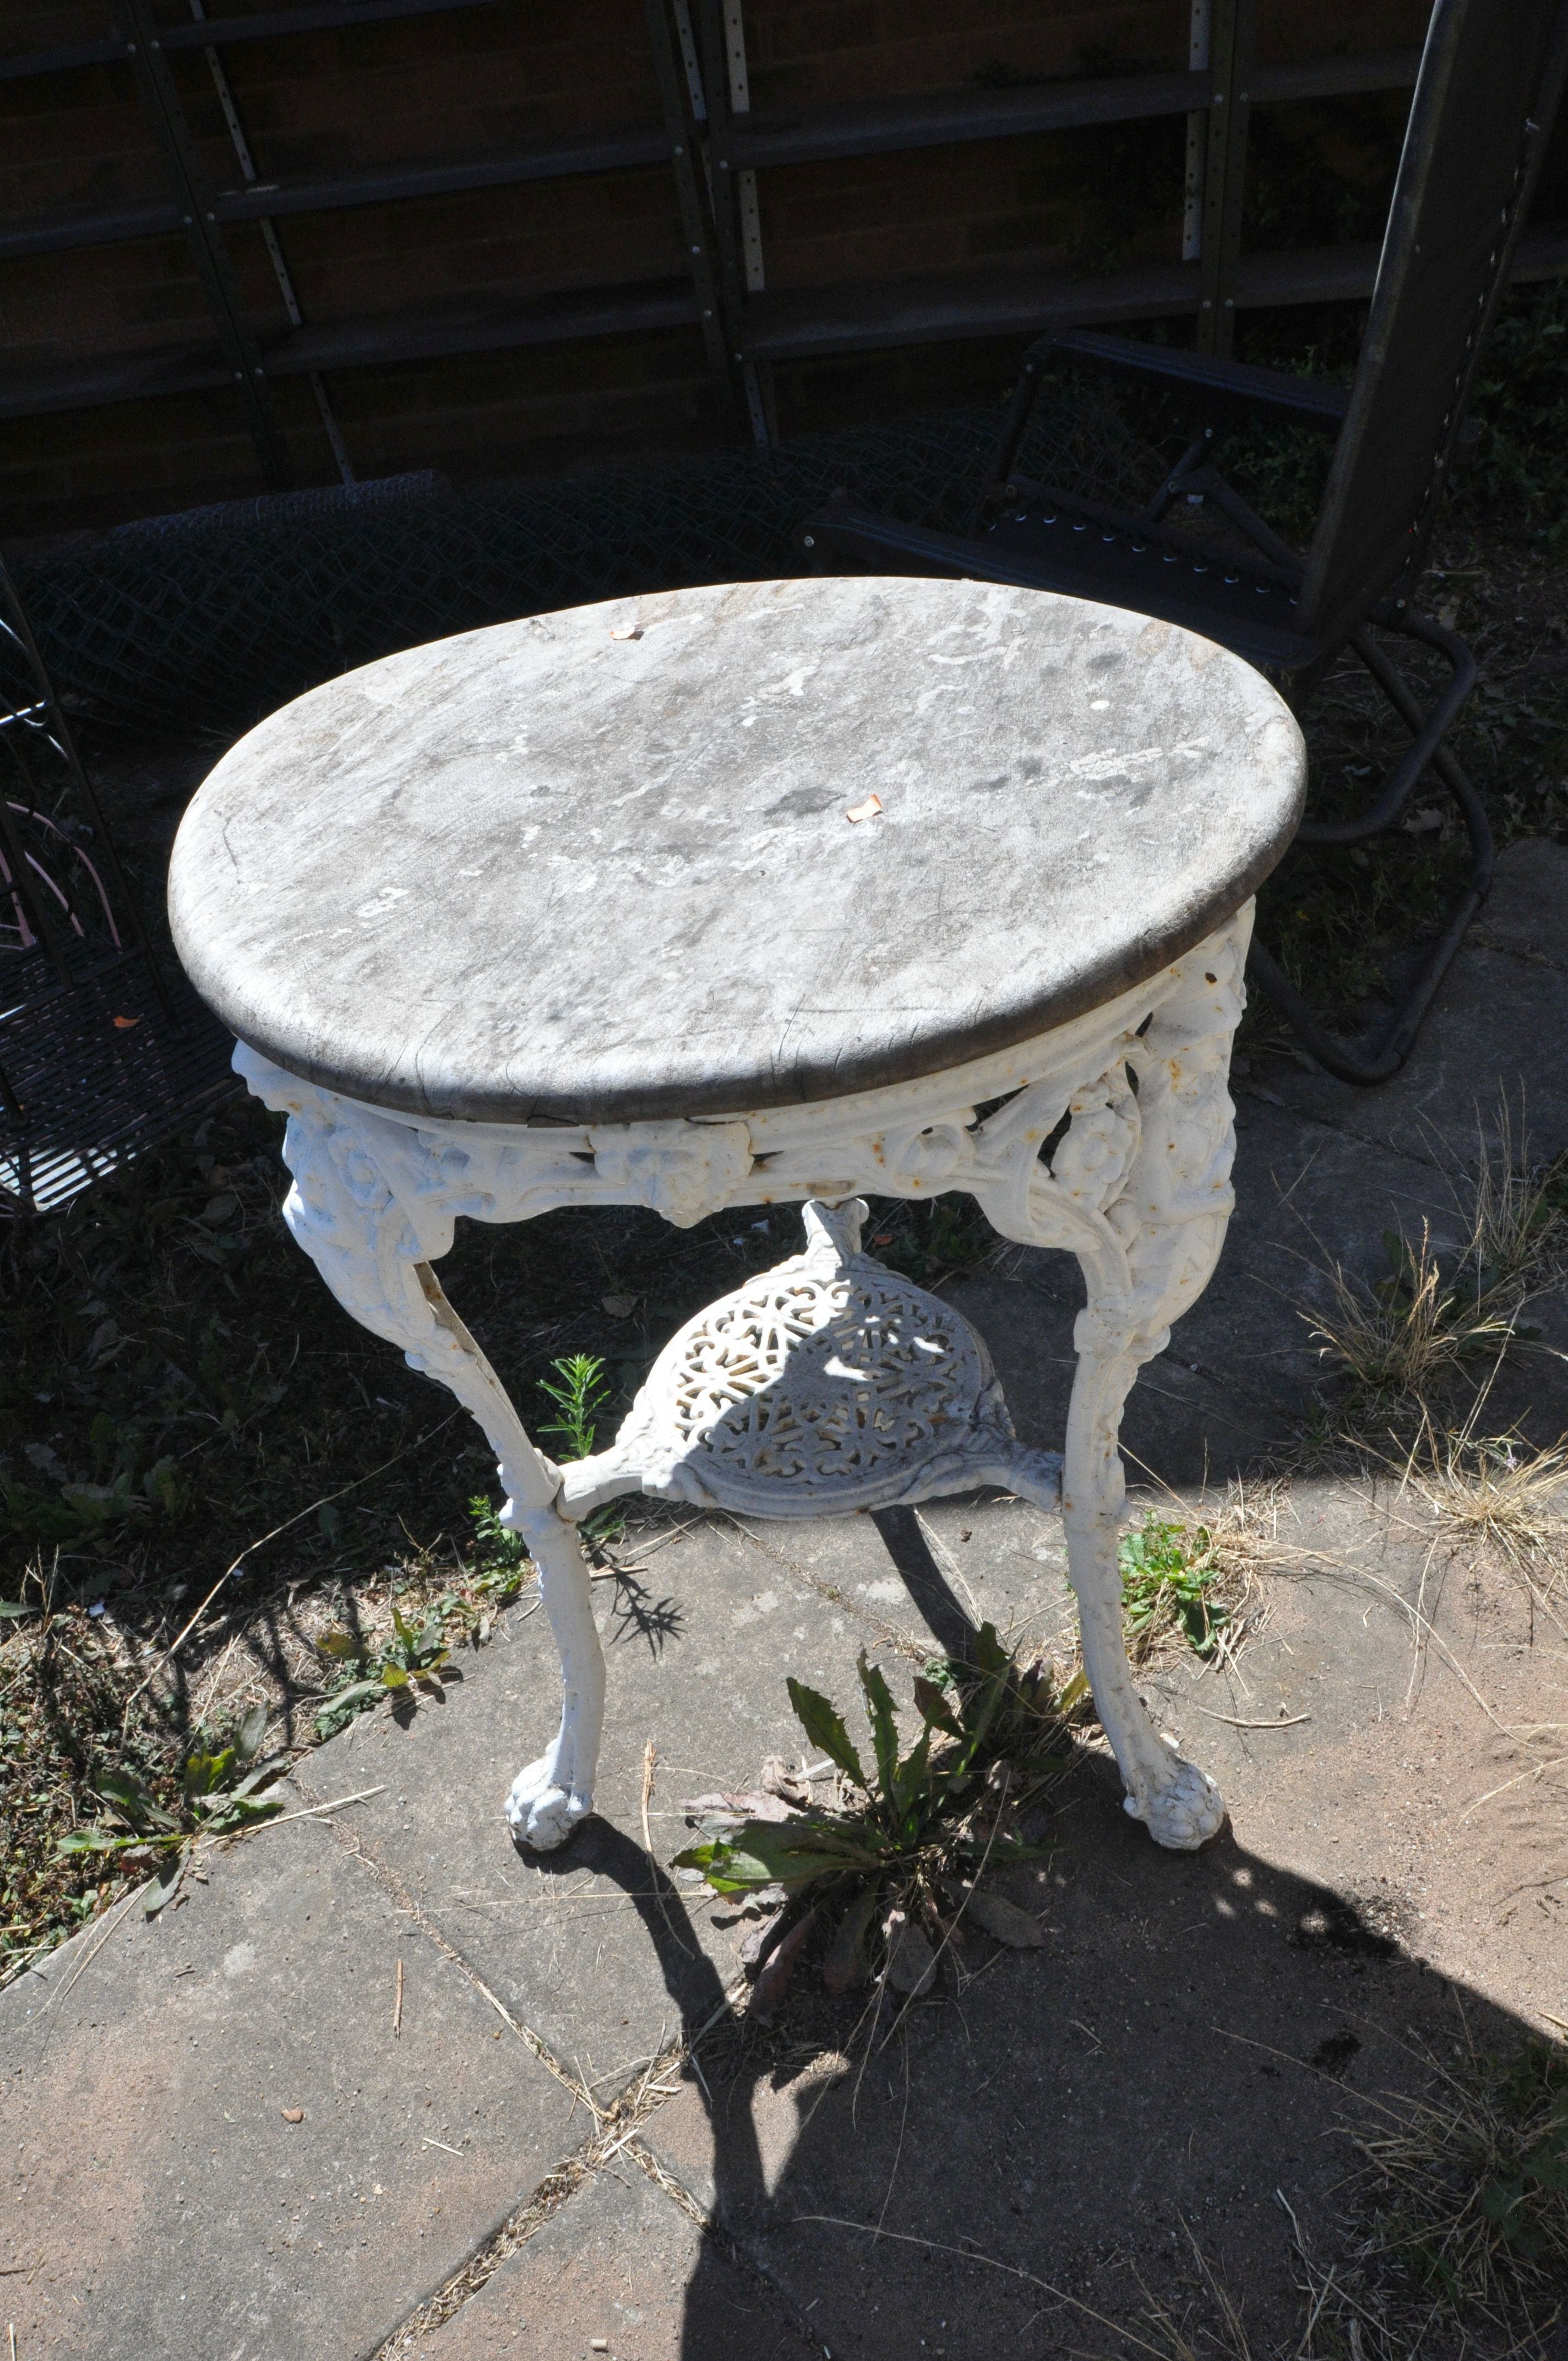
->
xmin=1122 ymin=1743 xmax=1225 ymax=1851
xmin=505 ymin=1756 xmax=592 ymax=1851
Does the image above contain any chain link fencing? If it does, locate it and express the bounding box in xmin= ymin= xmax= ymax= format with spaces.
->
xmin=7 ymin=385 xmax=1167 ymax=742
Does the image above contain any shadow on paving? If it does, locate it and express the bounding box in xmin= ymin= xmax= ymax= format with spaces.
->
xmin=423 ymin=1513 xmax=1557 ymax=2361
xmin=650 ymin=1802 xmax=1511 ymax=2361
xmin=435 ymin=1754 xmax=1542 ymax=2361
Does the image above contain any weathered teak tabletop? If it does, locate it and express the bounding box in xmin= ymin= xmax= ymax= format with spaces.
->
xmin=171 ymin=576 xmax=1300 ymax=1124
xmin=170 ymin=576 xmax=1304 ymax=1857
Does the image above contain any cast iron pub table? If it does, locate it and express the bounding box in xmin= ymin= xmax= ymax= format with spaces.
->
xmin=168 ymin=576 xmax=1304 ymax=1855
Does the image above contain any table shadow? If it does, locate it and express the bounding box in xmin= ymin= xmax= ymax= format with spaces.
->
xmin=665 ymin=1769 xmax=1548 ymax=2358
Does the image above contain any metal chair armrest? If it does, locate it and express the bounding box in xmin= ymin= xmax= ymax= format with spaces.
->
xmin=983 ymin=328 xmax=1349 ymax=522
xmin=1043 ymin=329 xmax=1351 ymax=435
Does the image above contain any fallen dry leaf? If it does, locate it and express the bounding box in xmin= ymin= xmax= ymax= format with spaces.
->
xmin=680 ymin=1789 xmax=793 ymax=1823
xmin=883 ymin=1907 xmax=937 ymax=1995
xmin=112 ymin=1015 xmax=140 ymax=1030
xmin=609 ymin=624 xmax=644 ymax=641
xmin=759 ymin=1755 xmax=811 ymax=1808
xmin=281 ymin=2107 xmax=304 ymax=2123
xmin=963 ymin=1888 xmax=1046 ymax=1947
xmin=740 ymin=1900 xmax=790 ymax=1978
xmin=748 ymin=1904 xmax=819 ymax=2023
xmin=844 ymin=792 xmax=883 ymax=824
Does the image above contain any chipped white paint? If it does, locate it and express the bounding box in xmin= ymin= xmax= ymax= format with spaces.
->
xmin=236 ymin=912 xmax=1247 ymax=1856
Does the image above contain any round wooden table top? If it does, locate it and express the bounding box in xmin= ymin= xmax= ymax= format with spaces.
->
xmin=168 ymin=575 xmax=1304 ymax=1126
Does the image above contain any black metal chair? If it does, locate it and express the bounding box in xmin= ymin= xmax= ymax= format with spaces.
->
xmin=794 ymin=0 xmax=1568 ymax=1084
xmin=0 ymin=559 xmax=236 ymax=1216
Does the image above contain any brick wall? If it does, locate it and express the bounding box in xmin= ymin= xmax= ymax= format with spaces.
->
xmin=2 ymin=0 xmax=1439 ymax=537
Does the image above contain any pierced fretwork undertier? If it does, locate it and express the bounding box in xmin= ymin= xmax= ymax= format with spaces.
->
xmin=238 ymin=913 xmax=1250 ymax=1858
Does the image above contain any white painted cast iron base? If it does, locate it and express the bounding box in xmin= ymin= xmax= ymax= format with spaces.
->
xmin=236 ymin=910 xmax=1251 ymax=1855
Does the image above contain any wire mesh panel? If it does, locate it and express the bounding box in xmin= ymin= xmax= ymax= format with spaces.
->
xmin=0 ymin=954 xmax=234 ymax=1216
xmin=0 ymin=562 xmax=236 ymax=1216
xmin=12 ymin=394 xmax=1167 ymax=742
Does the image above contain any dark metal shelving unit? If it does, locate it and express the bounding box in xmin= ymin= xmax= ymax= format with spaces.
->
xmin=720 ymin=45 xmax=1423 ymax=175
xmin=1 ymin=0 xmax=730 ymax=477
xmin=1 ymin=1 xmax=1564 ymax=470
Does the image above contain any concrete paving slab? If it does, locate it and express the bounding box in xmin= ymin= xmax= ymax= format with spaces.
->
xmin=1140 ymin=1478 xmax=1568 ymax=2030
xmin=415 ymin=2159 xmax=818 ymax=2360
xmin=304 ymin=1448 xmax=1559 ymax=2359
xmin=1257 ymin=841 xmax=1568 ymax=1163
xmin=298 ymin=1509 xmax=958 ymax=2093
xmin=706 ymin=1496 xmax=1076 ymax=1675
xmin=1464 ymin=836 xmax=1568 ymax=973
xmin=0 ymin=1808 xmax=578 ymax=2361
xmin=630 ymin=1478 xmax=1565 ymax=2360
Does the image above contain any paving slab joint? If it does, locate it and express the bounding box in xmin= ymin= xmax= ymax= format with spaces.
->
xmin=293 ymin=1762 xmax=597 ymax=2114
xmin=1238 ymin=1078 xmax=1446 ymax=1167
xmin=289 ymin=1765 xmax=785 ymax=2351
xmin=625 ymin=2137 xmax=835 ymax=2359
xmin=371 ymin=2149 xmax=598 ymax=2355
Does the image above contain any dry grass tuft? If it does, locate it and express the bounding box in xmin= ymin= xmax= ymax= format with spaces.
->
xmin=1347 ymin=2027 xmax=1568 ymax=2335
xmin=1202 ymin=1475 xmax=1301 ymax=1584
xmin=1308 ymin=1221 xmax=1523 ymax=1408
xmin=1467 ymin=1101 xmax=1568 ymax=1307
xmin=1304 ymin=1098 xmax=1568 ymax=1444
xmin=1385 ymin=1385 xmax=1568 ymax=1645
xmin=1126 ymin=2227 xmax=1263 ymax=2360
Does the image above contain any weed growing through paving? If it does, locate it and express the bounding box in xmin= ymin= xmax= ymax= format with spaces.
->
xmin=1108 ymin=1482 xmax=1283 ymax=1670
xmin=284 ymin=1348 xmax=620 ymax=1740
xmin=314 ymin=1600 xmax=458 ymax=1733
xmin=536 ymin=1352 xmax=610 ymax=1461
xmin=313 ymin=1495 xmax=538 ymax=1737
xmin=533 ymin=1348 xmax=627 ymax=1542
xmin=1118 ymin=1512 xmax=1229 ymax=1659
xmin=468 ymin=1492 xmax=528 ymax=1573
xmin=676 ymin=1626 xmax=1087 ymax=2013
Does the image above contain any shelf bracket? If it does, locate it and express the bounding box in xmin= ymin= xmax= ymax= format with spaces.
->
xmin=110 ymin=0 xmax=295 ymax=487
xmin=1194 ymin=0 xmax=1254 ymax=358
xmin=642 ymin=0 xmax=740 ymax=431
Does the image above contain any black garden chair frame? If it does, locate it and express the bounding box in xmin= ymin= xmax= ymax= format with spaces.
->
xmin=795 ymin=0 xmax=1568 ymax=1084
